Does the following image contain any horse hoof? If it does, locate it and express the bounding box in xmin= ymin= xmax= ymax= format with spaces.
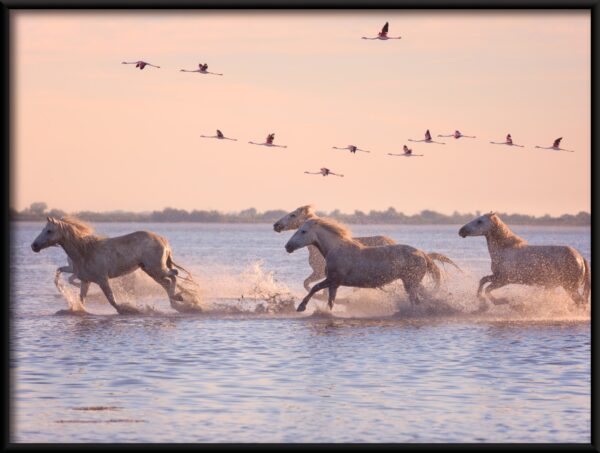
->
xmin=297 ymin=304 xmax=307 ymax=312
xmin=117 ymin=304 xmax=140 ymax=315
xmin=173 ymin=293 xmax=184 ymax=302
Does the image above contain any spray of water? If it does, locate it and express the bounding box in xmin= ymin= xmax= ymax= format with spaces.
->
xmin=53 ymin=261 xmax=589 ymax=322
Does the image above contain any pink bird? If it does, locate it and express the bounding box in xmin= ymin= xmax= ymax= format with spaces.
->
xmin=180 ymin=63 xmax=223 ymax=76
xmin=408 ymin=129 xmax=445 ymax=144
xmin=362 ymin=22 xmax=402 ymax=40
xmin=122 ymin=60 xmax=160 ymax=70
xmin=304 ymin=167 xmax=344 ymax=177
xmin=535 ymin=137 xmax=574 ymax=152
xmin=249 ymin=133 xmax=287 ymax=148
xmin=490 ymin=133 xmax=524 ymax=147
xmin=388 ymin=144 xmax=424 ymax=157
xmin=200 ymin=129 xmax=237 ymax=141
xmin=438 ymin=130 xmax=476 ymax=139
xmin=332 ymin=145 xmax=371 ymax=154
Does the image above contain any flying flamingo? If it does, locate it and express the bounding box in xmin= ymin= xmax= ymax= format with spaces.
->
xmin=362 ymin=22 xmax=402 ymax=40
xmin=121 ymin=60 xmax=160 ymax=70
xmin=535 ymin=137 xmax=574 ymax=152
xmin=408 ymin=129 xmax=445 ymax=144
xmin=490 ymin=133 xmax=524 ymax=147
xmin=304 ymin=168 xmax=344 ymax=177
xmin=438 ymin=130 xmax=476 ymax=139
xmin=388 ymin=145 xmax=424 ymax=157
xmin=180 ymin=63 xmax=223 ymax=76
xmin=200 ymin=129 xmax=237 ymax=141
xmin=332 ymin=145 xmax=371 ymax=154
xmin=249 ymin=133 xmax=287 ymax=148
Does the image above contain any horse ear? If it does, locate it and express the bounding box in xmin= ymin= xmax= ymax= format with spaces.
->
xmin=47 ymin=216 xmax=54 ymax=223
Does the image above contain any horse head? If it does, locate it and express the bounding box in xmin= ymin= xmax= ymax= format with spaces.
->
xmin=273 ymin=205 xmax=315 ymax=232
xmin=458 ymin=212 xmax=497 ymax=238
xmin=285 ymin=219 xmax=318 ymax=253
xmin=31 ymin=217 xmax=63 ymax=252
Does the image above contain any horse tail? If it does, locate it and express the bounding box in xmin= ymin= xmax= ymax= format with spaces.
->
xmin=424 ymin=254 xmax=442 ymax=292
xmin=582 ymin=258 xmax=591 ymax=304
xmin=427 ymin=252 xmax=463 ymax=272
xmin=166 ymin=251 xmax=193 ymax=281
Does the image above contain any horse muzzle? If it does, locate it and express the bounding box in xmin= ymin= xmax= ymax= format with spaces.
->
xmin=285 ymin=243 xmax=296 ymax=253
xmin=458 ymin=227 xmax=468 ymax=238
xmin=31 ymin=242 xmax=41 ymax=253
xmin=273 ymin=223 xmax=283 ymax=232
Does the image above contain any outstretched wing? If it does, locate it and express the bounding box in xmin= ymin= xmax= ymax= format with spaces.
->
xmin=553 ymin=137 xmax=562 ymax=147
xmin=217 ymin=129 xmax=224 ymax=138
xmin=382 ymin=22 xmax=389 ymax=33
xmin=425 ymin=129 xmax=431 ymax=140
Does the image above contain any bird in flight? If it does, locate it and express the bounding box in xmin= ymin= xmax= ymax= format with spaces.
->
xmin=249 ymin=133 xmax=287 ymax=148
xmin=534 ymin=137 xmax=574 ymax=152
xmin=180 ymin=63 xmax=223 ymax=76
xmin=490 ymin=133 xmax=524 ymax=147
xmin=332 ymin=145 xmax=371 ymax=154
xmin=409 ymin=129 xmax=445 ymax=144
xmin=362 ymin=22 xmax=402 ymax=40
xmin=122 ymin=60 xmax=160 ymax=70
xmin=305 ymin=168 xmax=344 ymax=177
xmin=438 ymin=130 xmax=476 ymax=139
xmin=388 ymin=145 xmax=424 ymax=157
xmin=200 ymin=129 xmax=237 ymax=141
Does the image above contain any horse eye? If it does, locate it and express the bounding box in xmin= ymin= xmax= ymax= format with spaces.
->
xmin=291 ymin=214 xmax=296 ymax=218
xmin=301 ymin=230 xmax=306 ymax=234
xmin=46 ymin=230 xmax=51 ymax=234
xmin=477 ymin=220 xmax=482 ymax=224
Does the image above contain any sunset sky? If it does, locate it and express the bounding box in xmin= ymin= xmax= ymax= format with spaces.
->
xmin=12 ymin=11 xmax=590 ymax=216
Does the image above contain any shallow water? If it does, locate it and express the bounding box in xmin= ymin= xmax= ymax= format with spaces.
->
xmin=11 ymin=222 xmax=590 ymax=442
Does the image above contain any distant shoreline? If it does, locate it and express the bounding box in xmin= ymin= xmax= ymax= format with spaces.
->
xmin=11 ymin=204 xmax=591 ymax=227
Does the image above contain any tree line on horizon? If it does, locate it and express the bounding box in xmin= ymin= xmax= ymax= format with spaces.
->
xmin=11 ymin=202 xmax=591 ymax=226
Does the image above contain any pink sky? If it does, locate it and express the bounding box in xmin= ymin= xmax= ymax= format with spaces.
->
xmin=12 ymin=11 xmax=590 ymax=216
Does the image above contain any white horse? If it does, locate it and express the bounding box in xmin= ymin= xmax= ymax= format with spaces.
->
xmin=32 ymin=216 xmax=194 ymax=314
xmin=285 ymin=218 xmax=448 ymax=312
xmin=273 ymin=205 xmax=460 ymax=299
xmin=458 ymin=212 xmax=590 ymax=306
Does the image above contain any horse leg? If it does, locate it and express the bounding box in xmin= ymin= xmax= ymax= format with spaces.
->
xmin=68 ymin=273 xmax=81 ymax=288
xmin=485 ymin=280 xmax=510 ymax=305
xmin=297 ymin=279 xmax=332 ymax=312
xmin=327 ymin=285 xmax=339 ymax=310
xmin=403 ymin=280 xmax=421 ymax=306
xmin=563 ymin=284 xmax=584 ymax=306
xmin=97 ymin=279 xmax=139 ymax=315
xmin=304 ymin=269 xmax=329 ymax=300
xmin=477 ymin=275 xmax=493 ymax=301
xmin=79 ymin=281 xmax=90 ymax=308
xmin=141 ymin=267 xmax=183 ymax=308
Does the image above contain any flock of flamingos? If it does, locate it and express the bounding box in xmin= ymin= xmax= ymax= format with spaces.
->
xmin=122 ymin=21 xmax=575 ymax=179
xmin=27 ymin=21 xmax=588 ymax=316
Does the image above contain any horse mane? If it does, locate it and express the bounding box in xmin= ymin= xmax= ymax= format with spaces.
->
xmin=56 ymin=216 xmax=104 ymax=256
xmin=488 ymin=214 xmax=527 ymax=248
xmin=311 ymin=217 xmax=354 ymax=241
xmin=298 ymin=204 xmax=315 ymax=216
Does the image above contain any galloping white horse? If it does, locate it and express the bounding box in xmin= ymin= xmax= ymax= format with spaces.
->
xmin=32 ymin=216 xmax=193 ymax=314
xmin=285 ymin=218 xmax=447 ymax=312
xmin=273 ymin=205 xmax=460 ymax=299
xmin=458 ymin=212 xmax=590 ymax=306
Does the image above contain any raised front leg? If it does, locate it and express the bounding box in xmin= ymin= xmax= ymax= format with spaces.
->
xmin=97 ymin=279 xmax=139 ymax=314
xmin=477 ymin=275 xmax=493 ymax=300
xmin=297 ymin=279 xmax=331 ymax=312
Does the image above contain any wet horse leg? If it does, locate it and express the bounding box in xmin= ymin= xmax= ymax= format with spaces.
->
xmin=327 ymin=285 xmax=339 ymax=310
xmin=484 ymin=279 xmax=510 ymax=305
xmin=297 ymin=279 xmax=332 ymax=312
xmin=79 ymin=281 xmax=90 ymax=309
xmin=98 ymin=278 xmax=139 ymax=314
xmin=563 ymin=283 xmax=585 ymax=306
xmin=141 ymin=267 xmax=183 ymax=309
xmin=477 ymin=275 xmax=493 ymax=300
